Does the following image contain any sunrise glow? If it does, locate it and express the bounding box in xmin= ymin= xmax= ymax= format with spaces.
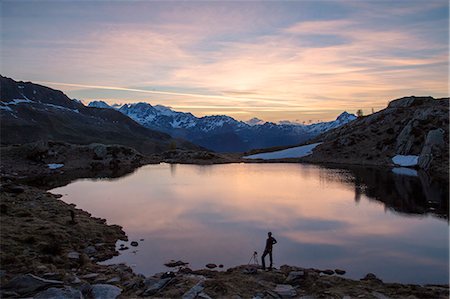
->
xmin=2 ymin=1 xmax=448 ymax=122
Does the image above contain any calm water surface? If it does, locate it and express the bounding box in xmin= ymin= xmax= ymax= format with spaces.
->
xmin=51 ymin=163 xmax=449 ymax=284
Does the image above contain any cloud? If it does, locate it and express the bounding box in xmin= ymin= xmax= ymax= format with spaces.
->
xmin=1 ymin=1 xmax=448 ymax=121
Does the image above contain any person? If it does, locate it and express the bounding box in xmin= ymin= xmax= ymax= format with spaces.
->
xmin=261 ymin=231 xmax=277 ymax=270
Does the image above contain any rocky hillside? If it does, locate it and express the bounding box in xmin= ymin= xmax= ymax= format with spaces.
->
xmin=0 ymin=76 xmax=199 ymax=154
xmin=89 ymin=101 xmax=356 ymax=152
xmin=303 ymin=96 xmax=449 ymax=176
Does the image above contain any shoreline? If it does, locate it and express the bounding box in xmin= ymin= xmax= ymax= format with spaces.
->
xmin=1 ymin=143 xmax=449 ymax=298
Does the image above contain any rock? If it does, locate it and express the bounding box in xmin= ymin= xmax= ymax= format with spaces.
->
xmin=83 ymin=246 xmax=97 ymax=255
xmin=218 ymin=264 xmax=224 ymax=268
xmin=335 ymin=269 xmax=346 ymax=275
xmin=395 ymin=119 xmax=417 ymax=154
xmin=242 ymin=266 xmax=257 ymax=275
xmin=34 ymin=286 xmax=83 ymax=299
xmin=418 ymin=128 xmax=445 ymax=170
xmin=198 ymin=292 xmax=213 ymax=299
xmin=182 ymin=281 xmax=205 ymax=299
xmin=143 ymin=277 xmax=171 ymax=296
xmin=388 ymin=96 xmax=433 ymax=108
xmin=361 ymin=273 xmax=383 ymax=283
xmin=42 ymin=272 xmax=63 ymax=280
xmin=274 ymin=284 xmax=297 ymax=298
xmin=164 ymin=260 xmax=188 ymax=267
xmin=106 ymin=277 xmax=121 ymax=284
xmin=130 ymin=241 xmax=138 ymax=247
xmin=118 ymin=246 xmax=129 ymax=251
xmin=205 ymin=263 xmax=217 ymax=269
xmin=321 ymin=269 xmax=335 ymax=275
xmin=6 ymin=185 xmax=25 ymax=194
xmin=286 ymin=271 xmax=305 ymax=283
xmin=91 ymin=144 xmax=108 ymax=160
xmin=67 ymin=251 xmax=80 ymax=260
xmin=372 ymin=291 xmax=393 ymax=299
xmin=80 ymin=273 xmax=100 ymax=280
xmin=70 ymin=276 xmax=82 ymax=284
xmin=90 ymin=284 xmax=122 ymax=299
xmin=2 ymin=273 xmax=63 ymax=295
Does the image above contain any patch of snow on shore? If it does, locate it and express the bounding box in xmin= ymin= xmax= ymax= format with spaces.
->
xmin=244 ymin=143 xmax=322 ymax=160
xmin=392 ymin=167 xmax=418 ymax=177
xmin=48 ymin=163 xmax=64 ymax=169
xmin=392 ymin=155 xmax=418 ymax=167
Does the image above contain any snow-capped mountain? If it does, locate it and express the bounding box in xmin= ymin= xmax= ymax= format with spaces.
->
xmin=87 ymin=100 xmax=356 ymax=152
xmin=306 ymin=112 xmax=357 ymax=135
xmin=88 ymin=100 xmax=112 ymax=109
xmin=246 ymin=117 xmax=265 ymax=126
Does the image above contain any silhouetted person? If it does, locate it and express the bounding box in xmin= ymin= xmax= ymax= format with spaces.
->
xmin=261 ymin=232 xmax=277 ymax=270
xmin=70 ymin=210 xmax=76 ymax=224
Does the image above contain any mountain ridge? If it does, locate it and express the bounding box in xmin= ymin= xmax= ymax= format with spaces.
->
xmin=0 ymin=76 xmax=199 ymax=154
xmin=88 ymin=100 xmax=356 ymax=152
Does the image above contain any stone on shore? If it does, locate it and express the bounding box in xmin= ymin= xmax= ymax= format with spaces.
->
xmin=34 ymin=286 xmax=83 ymax=299
xmin=67 ymin=251 xmax=80 ymax=260
xmin=182 ymin=281 xmax=205 ymax=299
xmin=205 ymin=263 xmax=217 ymax=269
xmin=286 ymin=271 xmax=305 ymax=283
xmin=90 ymin=284 xmax=122 ymax=299
xmin=2 ymin=273 xmax=63 ymax=295
xmin=142 ymin=277 xmax=171 ymax=296
xmin=274 ymin=284 xmax=297 ymax=298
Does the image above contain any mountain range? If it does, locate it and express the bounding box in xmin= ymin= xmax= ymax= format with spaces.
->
xmin=88 ymin=100 xmax=356 ymax=152
xmin=0 ymin=76 xmax=198 ymax=154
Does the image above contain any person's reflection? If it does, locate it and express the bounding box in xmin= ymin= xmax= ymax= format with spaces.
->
xmin=170 ymin=164 xmax=177 ymax=177
xmin=354 ymin=176 xmax=362 ymax=203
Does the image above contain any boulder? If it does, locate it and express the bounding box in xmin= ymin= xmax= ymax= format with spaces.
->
xmin=143 ymin=277 xmax=171 ymax=296
xmin=130 ymin=241 xmax=138 ymax=247
xmin=274 ymin=284 xmax=297 ymax=298
xmin=285 ymin=271 xmax=305 ymax=283
xmin=182 ymin=281 xmax=205 ymax=299
xmin=83 ymin=246 xmax=97 ymax=255
xmin=395 ymin=119 xmax=417 ymax=154
xmin=388 ymin=96 xmax=433 ymax=109
xmin=418 ymin=129 xmax=445 ymax=170
xmin=335 ymin=269 xmax=346 ymax=275
xmin=34 ymin=286 xmax=83 ymax=299
xmin=205 ymin=263 xmax=217 ymax=269
xmin=321 ymin=269 xmax=335 ymax=275
xmin=2 ymin=274 xmax=63 ymax=295
xmin=361 ymin=273 xmax=383 ymax=283
xmin=67 ymin=251 xmax=80 ymax=260
xmin=164 ymin=260 xmax=188 ymax=267
xmin=90 ymin=284 xmax=122 ymax=299
xmin=91 ymin=144 xmax=108 ymax=160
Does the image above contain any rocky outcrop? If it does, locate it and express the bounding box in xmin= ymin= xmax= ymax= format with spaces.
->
xmin=388 ymin=96 xmax=434 ymax=108
xmin=294 ymin=96 xmax=449 ymax=177
xmin=419 ymin=128 xmax=446 ymax=170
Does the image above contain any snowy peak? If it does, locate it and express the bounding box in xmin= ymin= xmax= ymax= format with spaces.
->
xmin=88 ymin=100 xmax=112 ymax=109
xmin=336 ymin=111 xmax=357 ymax=122
xmin=246 ymin=117 xmax=265 ymax=126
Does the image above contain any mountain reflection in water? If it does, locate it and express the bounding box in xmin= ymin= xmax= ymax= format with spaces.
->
xmin=317 ymin=166 xmax=448 ymax=220
xmin=51 ymin=163 xmax=449 ymax=284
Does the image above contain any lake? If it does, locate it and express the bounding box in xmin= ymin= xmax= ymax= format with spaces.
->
xmin=51 ymin=163 xmax=449 ymax=284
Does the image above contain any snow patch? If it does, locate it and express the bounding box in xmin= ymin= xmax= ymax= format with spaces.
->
xmin=392 ymin=167 xmax=418 ymax=177
xmin=392 ymin=155 xmax=418 ymax=167
xmin=6 ymin=99 xmax=33 ymax=105
xmin=48 ymin=163 xmax=64 ymax=169
xmin=244 ymin=142 xmax=322 ymax=160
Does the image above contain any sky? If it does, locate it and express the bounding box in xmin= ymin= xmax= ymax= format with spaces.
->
xmin=1 ymin=0 xmax=448 ymax=122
